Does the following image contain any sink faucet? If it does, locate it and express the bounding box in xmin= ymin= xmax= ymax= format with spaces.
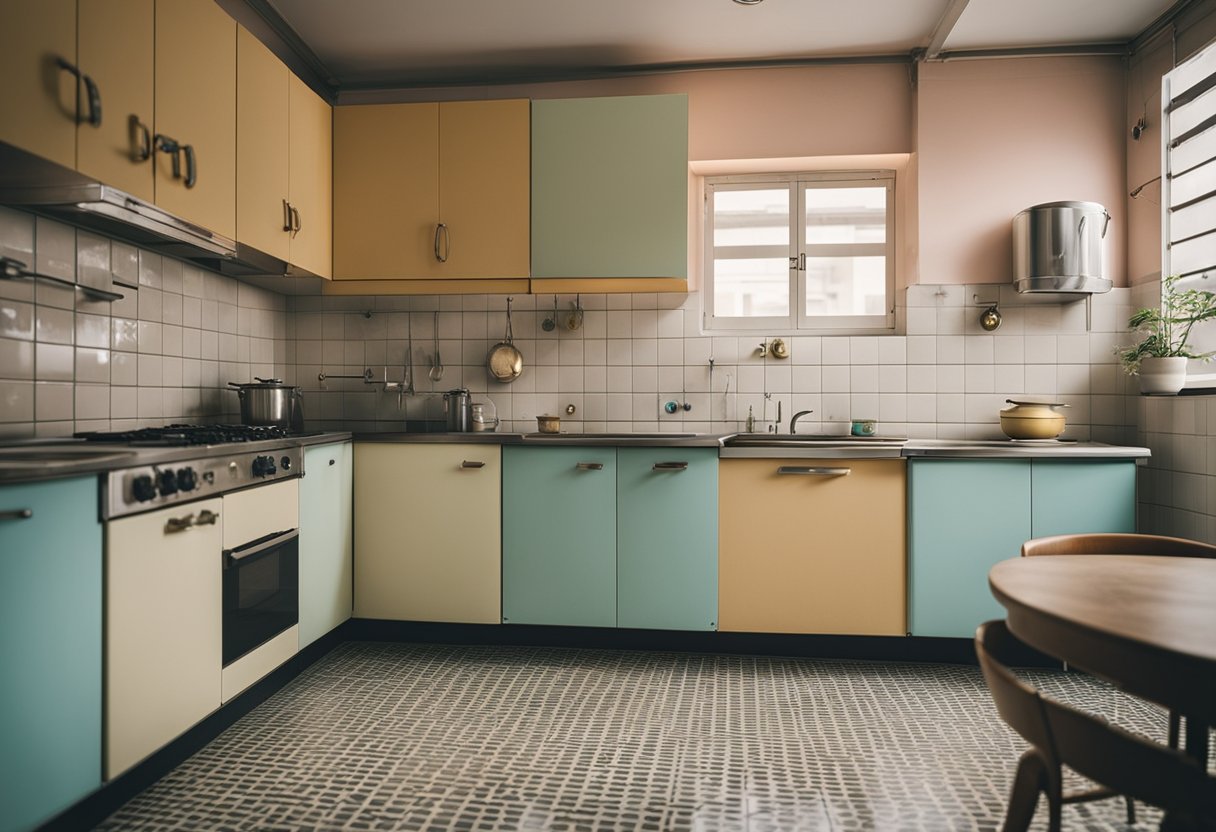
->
xmin=789 ymin=409 xmax=814 ymax=434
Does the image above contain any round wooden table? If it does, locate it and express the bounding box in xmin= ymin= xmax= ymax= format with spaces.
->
xmin=989 ymin=554 xmax=1216 ymax=766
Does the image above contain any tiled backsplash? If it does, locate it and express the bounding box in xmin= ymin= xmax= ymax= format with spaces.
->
xmin=287 ymin=286 xmax=1140 ymax=443
xmin=0 ymin=207 xmax=288 ymax=438
xmin=1137 ymin=396 xmax=1216 ymax=544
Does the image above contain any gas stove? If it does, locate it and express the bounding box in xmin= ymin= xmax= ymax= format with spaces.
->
xmin=76 ymin=423 xmax=299 ymax=447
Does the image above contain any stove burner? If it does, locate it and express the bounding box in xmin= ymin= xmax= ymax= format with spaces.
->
xmin=75 ymin=423 xmax=294 ymax=447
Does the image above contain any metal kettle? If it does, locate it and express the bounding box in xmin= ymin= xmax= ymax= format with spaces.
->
xmin=443 ymin=388 xmax=472 ymax=432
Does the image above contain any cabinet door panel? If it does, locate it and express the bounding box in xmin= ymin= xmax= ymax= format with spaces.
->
xmin=532 ymin=94 xmax=688 ymax=279
xmin=719 ymin=458 xmax=905 ymax=635
xmin=354 ymin=443 xmax=501 ymax=623
xmin=0 ymin=477 xmax=102 ymax=832
xmin=908 ymin=460 xmax=1031 ymax=638
xmin=300 ymin=442 xmax=352 ymax=646
xmin=502 ymin=446 xmax=616 ymax=627
xmin=438 ymin=99 xmax=529 ymax=279
xmin=617 ymin=448 xmax=717 ymax=631
xmin=76 ymin=0 xmax=154 ymax=201
xmin=1031 ymin=460 xmax=1136 ymax=537
xmin=0 ymin=0 xmax=77 ymax=169
xmin=333 ymin=103 xmax=439 ymax=279
xmin=236 ymin=26 xmax=289 ymax=260
xmin=154 ymin=0 xmax=236 ymax=238
xmin=288 ymin=73 xmax=332 ymax=278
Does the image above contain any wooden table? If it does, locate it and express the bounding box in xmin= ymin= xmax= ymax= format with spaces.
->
xmin=989 ymin=554 xmax=1216 ymax=766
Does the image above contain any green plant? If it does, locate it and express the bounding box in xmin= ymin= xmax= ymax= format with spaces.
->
xmin=1118 ymin=273 xmax=1216 ymax=373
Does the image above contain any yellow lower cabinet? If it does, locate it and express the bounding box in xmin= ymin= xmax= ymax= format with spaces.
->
xmin=354 ymin=443 xmax=501 ymax=623
xmin=718 ymin=458 xmax=906 ymax=636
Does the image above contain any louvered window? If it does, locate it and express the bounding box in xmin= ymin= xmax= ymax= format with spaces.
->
xmin=1164 ymin=42 xmax=1216 ymax=388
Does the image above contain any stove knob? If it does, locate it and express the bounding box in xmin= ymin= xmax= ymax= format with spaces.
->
xmin=252 ymin=455 xmax=277 ymax=477
xmin=280 ymin=456 xmax=291 ymax=471
xmin=157 ymin=469 xmax=178 ymax=495
xmin=176 ymin=467 xmax=198 ymax=492
xmin=132 ymin=474 xmax=157 ymax=502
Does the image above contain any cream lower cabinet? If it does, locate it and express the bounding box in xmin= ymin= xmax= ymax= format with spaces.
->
xmin=354 ymin=443 xmax=501 ymax=623
xmin=105 ymin=498 xmax=222 ymax=779
xmin=718 ymin=458 xmax=906 ymax=636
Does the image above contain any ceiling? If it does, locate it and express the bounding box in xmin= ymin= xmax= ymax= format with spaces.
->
xmin=259 ymin=0 xmax=1180 ymax=91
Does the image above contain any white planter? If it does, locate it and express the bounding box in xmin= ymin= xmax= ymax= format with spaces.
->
xmin=1138 ymin=356 xmax=1188 ymax=395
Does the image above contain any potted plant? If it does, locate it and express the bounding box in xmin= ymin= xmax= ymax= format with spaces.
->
xmin=1118 ymin=273 xmax=1216 ymax=394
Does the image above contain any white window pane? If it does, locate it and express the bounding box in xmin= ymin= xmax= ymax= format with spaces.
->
xmin=805 ymin=256 xmax=887 ymax=317
xmin=714 ymin=188 xmax=790 ymax=247
xmin=805 ymin=187 xmax=887 ymax=245
xmin=715 ymin=258 xmax=789 ymax=317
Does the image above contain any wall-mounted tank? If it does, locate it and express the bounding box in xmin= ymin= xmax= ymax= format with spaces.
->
xmin=1012 ymin=201 xmax=1112 ymax=294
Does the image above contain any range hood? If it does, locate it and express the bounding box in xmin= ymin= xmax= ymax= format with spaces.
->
xmin=0 ymin=143 xmax=313 ymax=284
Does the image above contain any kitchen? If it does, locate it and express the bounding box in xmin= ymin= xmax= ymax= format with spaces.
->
xmin=1 ymin=0 xmax=1214 ymax=829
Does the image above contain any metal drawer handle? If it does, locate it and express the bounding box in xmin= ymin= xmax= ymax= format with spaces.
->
xmin=652 ymin=461 xmax=688 ymax=471
xmin=0 ymin=508 xmax=33 ymax=521
xmin=461 ymin=460 xmax=486 ymax=469
xmin=196 ymin=509 xmax=219 ymax=526
xmin=576 ymin=462 xmax=604 ymax=471
xmin=165 ymin=514 xmax=195 ymax=533
xmin=225 ymin=528 xmax=297 ymax=563
xmin=777 ymin=466 xmax=851 ymax=477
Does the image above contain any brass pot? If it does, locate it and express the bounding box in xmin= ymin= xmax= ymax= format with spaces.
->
xmin=999 ymin=399 xmax=1069 ymax=440
xmin=536 ymin=414 xmax=560 ymax=434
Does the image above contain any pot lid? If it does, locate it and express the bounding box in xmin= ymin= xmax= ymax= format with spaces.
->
xmin=227 ymin=376 xmax=295 ymax=389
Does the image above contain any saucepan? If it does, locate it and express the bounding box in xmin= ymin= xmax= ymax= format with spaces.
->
xmin=228 ymin=378 xmax=304 ymax=431
xmin=1000 ymin=399 xmax=1069 ymax=440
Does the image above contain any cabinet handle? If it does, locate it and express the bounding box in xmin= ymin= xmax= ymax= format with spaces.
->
xmin=155 ymin=133 xmax=181 ymax=178
xmin=652 ymin=461 xmax=688 ymax=471
xmin=328 ymin=458 xmax=336 ymax=466
xmin=82 ymin=73 xmax=102 ymax=126
xmin=576 ymin=462 xmax=604 ymax=471
xmin=0 ymin=508 xmax=33 ymax=522
xmin=130 ymin=115 xmax=151 ymax=161
xmin=434 ymin=223 xmax=449 ymax=263
xmin=165 ymin=513 xmax=195 ymax=533
xmin=461 ymin=460 xmax=486 ymax=469
xmin=182 ymin=144 xmax=196 ymax=188
xmin=777 ymin=466 xmax=851 ymax=477
xmin=282 ymin=199 xmax=293 ymax=232
xmin=196 ymin=509 xmax=219 ymax=526
xmin=290 ymin=206 xmax=301 ymax=238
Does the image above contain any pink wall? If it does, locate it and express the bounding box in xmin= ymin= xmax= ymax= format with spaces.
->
xmin=916 ymin=57 xmax=1127 ymax=286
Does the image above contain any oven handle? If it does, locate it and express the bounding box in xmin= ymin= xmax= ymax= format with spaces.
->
xmin=223 ymin=528 xmax=298 ymax=566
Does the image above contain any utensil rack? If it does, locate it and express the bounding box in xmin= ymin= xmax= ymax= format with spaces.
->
xmin=1 ymin=255 xmax=125 ymax=302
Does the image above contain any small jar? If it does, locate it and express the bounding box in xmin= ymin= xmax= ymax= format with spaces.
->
xmin=850 ymin=419 xmax=877 ymax=437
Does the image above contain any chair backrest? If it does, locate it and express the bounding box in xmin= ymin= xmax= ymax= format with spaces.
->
xmin=1021 ymin=532 xmax=1216 ymax=559
xmin=977 ymin=620 xmax=1216 ymax=826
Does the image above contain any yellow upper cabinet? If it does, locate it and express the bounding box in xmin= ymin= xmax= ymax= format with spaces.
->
xmin=236 ymin=27 xmax=332 ymax=277
xmin=154 ymin=0 xmax=236 ymax=239
xmin=333 ymin=99 xmax=529 ymax=281
xmin=76 ymin=0 xmax=154 ymax=202
xmin=286 ymin=73 xmax=332 ymax=278
xmin=0 ymin=0 xmax=79 ymax=169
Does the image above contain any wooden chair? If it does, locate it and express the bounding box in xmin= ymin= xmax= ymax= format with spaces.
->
xmin=976 ymin=620 xmax=1216 ymax=832
xmin=1020 ymin=532 xmax=1216 ymax=748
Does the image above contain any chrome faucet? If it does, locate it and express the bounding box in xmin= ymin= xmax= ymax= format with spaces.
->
xmin=789 ymin=409 xmax=814 ymax=434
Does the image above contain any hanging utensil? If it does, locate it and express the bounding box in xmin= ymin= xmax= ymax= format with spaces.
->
xmin=429 ymin=310 xmax=444 ymax=382
xmin=541 ymin=295 xmax=557 ymax=331
xmin=565 ymin=294 xmax=584 ymax=331
xmin=487 ymin=297 xmax=524 ymax=383
xmin=404 ymin=312 xmax=415 ymax=396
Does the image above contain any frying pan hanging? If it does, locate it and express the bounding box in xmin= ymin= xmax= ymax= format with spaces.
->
xmin=487 ymin=297 xmax=523 ymax=383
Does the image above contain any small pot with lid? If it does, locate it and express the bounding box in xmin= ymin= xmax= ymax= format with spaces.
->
xmin=228 ymin=377 xmax=304 ymax=431
xmin=1000 ymin=399 xmax=1069 ymax=440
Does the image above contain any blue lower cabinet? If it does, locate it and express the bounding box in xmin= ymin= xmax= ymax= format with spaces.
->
xmin=0 ymin=477 xmax=103 ymax=832
xmin=299 ymin=442 xmax=353 ymax=647
xmin=909 ymin=460 xmax=1032 ymax=638
xmin=1031 ymin=460 xmax=1136 ymax=537
xmin=617 ymin=448 xmax=718 ymax=631
xmin=502 ymin=446 xmax=617 ymax=627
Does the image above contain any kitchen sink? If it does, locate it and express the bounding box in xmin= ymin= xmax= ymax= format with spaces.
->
xmin=725 ymin=434 xmax=906 ymax=445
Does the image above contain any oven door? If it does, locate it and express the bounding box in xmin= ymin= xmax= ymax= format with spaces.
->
xmin=222 ymin=528 xmax=299 ymax=667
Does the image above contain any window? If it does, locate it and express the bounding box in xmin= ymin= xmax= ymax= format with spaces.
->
xmin=703 ymin=171 xmax=895 ymax=333
xmin=1164 ymin=43 xmax=1216 ymax=388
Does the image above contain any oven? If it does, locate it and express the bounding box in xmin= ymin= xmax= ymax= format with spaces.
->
xmin=223 ymin=526 xmax=299 ymax=667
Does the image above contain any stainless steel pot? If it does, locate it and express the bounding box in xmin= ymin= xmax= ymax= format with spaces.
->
xmin=228 ymin=378 xmax=303 ymax=430
xmin=444 ymin=388 xmax=472 ymax=432
xmin=1012 ymin=201 xmax=1112 ymax=294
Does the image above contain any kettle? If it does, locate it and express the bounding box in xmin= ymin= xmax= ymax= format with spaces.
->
xmin=443 ymin=388 xmax=472 ymax=432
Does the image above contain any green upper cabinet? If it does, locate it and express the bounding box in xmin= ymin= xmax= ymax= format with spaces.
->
xmin=502 ymin=446 xmax=617 ymax=627
xmin=617 ymin=448 xmax=718 ymax=631
xmin=531 ymin=94 xmax=688 ymax=286
xmin=0 ymin=476 xmax=103 ymax=832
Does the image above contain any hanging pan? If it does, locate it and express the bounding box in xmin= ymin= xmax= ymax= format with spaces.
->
xmin=487 ymin=297 xmax=523 ymax=383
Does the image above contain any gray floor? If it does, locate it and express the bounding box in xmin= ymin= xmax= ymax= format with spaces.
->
xmin=96 ymin=642 xmax=1169 ymax=831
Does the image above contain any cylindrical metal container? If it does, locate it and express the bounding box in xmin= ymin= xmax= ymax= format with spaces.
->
xmin=444 ymin=388 xmax=472 ymax=432
xmin=228 ymin=378 xmax=303 ymax=430
xmin=1012 ymin=201 xmax=1112 ymax=294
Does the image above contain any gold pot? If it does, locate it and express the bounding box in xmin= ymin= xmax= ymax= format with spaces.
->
xmin=999 ymin=399 xmax=1069 ymax=440
xmin=536 ymin=414 xmax=561 ymax=434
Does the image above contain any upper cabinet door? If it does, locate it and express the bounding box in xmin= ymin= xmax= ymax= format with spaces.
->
xmin=236 ymin=26 xmax=290 ymax=261
xmin=76 ymin=0 xmax=154 ymax=202
xmin=154 ymin=0 xmax=236 ymax=239
xmin=333 ymin=102 xmax=440 ymax=279
xmin=288 ymin=73 xmax=332 ymax=278
xmin=0 ymin=0 xmax=78 ymax=169
xmin=532 ymin=94 xmax=688 ymax=281
xmin=438 ymin=99 xmax=530 ymax=279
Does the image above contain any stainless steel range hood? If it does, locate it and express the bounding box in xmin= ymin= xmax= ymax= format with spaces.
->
xmin=0 ymin=143 xmax=318 ymax=286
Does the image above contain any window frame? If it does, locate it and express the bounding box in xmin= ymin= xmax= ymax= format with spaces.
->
xmin=703 ymin=170 xmax=896 ymax=335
